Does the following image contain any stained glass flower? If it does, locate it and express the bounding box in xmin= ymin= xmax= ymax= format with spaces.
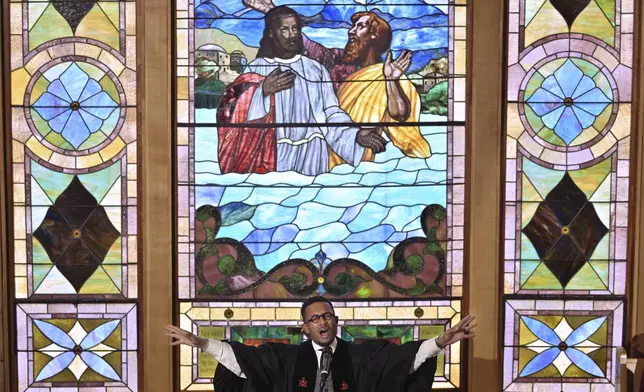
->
xmin=33 ymin=62 xmax=119 ymax=150
xmin=34 ymin=319 xmax=121 ymax=381
xmin=520 ymin=316 xmax=606 ymax=378
xmin=526 ymin=59 xmax=611 ymax=145
xmin=314 ymin=250 xmax=331 ymax=295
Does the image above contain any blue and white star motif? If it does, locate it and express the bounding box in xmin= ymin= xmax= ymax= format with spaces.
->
xmin=520 ymin=316 xmax=607 ymax=378
xmin=34 ymin=319 xmax=121 ymax=381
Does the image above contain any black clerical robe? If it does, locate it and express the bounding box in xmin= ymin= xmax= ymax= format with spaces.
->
xmin=213 ymin=363 xmax=248 ymax=392
xmin=215 ymin=338 xmax=437 ymax=392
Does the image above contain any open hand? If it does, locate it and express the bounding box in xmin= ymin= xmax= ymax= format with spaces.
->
xmin=263 ymin=68 xmax=296 ymax=96
xmin=165 ymin=324 xmax=209 ymax=350
xmin=383 ymin=50 xmax=412 ymax=80
xmin=436 ymin=315 xmax=477 ymax=348
xmin=242 ymin=0 xmax=275 ymax=14
xmin=356 ymin=128 xmax=387 ymax=153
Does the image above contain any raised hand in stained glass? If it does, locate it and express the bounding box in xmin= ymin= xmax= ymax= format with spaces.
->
xmin=383 ymin=50 xmax=412 ymax=80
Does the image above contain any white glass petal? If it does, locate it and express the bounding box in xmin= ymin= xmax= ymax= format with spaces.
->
xmin=552 ymin=351 xmax=573 ymax=376
xmin=525 ymin=339 xmax=551 ymax=353
xmin=91 ymin=343 xmax=117 ymax=355
xmin=39 ymin=342 xmax=68 ymax=358
xmin=553 ymin=318 xmax=573 ymax=342
xmin=575 ymin=339 xmax=601 ymax=354
xmin=68 ymin=321 xmax=89 ymax=345
xmin=68 ymin=354 xmax=89 ymax=380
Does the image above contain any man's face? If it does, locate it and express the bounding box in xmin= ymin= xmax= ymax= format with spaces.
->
xmin=268 ymin=15 xmax=302 ymax=57
xmin=302 ymin=302 xmax=338 ymax=346
xmin=348 ymin=15 xmax=374 ymax=44
xmin=344 ymin=15 xmax=375 ymax=64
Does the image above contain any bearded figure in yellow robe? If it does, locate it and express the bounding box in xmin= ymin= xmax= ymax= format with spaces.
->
xmin=324 ymin=12 xmax=430 ymax=169
xmin=243 ymin=0 xmax=431 ymax=170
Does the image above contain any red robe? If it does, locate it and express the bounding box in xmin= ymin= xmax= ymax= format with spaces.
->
xmin=217 ymin=73 xmax=277 ymax=174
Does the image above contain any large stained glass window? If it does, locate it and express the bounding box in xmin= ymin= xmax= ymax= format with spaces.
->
xmin=175 ymin=0 xmax=467 ymax=389
xmin=8 ymin=0 xmax=139 ymax=390
xmin=503 ymin=0 xmax=633 ymax=389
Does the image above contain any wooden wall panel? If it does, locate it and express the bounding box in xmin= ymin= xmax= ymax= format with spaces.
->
xmin=631 ymin=0 xmax=644 ymax=344
xmin=1 ymin=0 xmax=11 ymax=386
xmin=466 ymin=0 xmax=505 ymax=389
xmin=139 ymin=0 xmax=174 ymax=389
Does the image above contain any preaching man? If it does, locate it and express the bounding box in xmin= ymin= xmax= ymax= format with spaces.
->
xmin=242 ymin=0 xmax=431 ymax=170
xmin=217 ymin=6 xmax=387 ymax=176
xmin=166 ymin=296 xmax=477 ymax=392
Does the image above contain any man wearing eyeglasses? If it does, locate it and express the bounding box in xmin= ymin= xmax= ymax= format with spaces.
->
xmin=166 ymin=296 xmax=477 ymax=392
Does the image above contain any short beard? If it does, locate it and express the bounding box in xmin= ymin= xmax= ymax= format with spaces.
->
xmin=342 ymin=38 xmax=367 ymax=65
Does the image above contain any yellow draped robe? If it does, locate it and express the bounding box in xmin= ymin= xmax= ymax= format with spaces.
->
xmin=328 ymin=63 xmax=431 ymax=170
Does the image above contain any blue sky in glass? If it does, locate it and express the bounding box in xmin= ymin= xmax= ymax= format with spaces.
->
xmin=194 ymin=0 xmax=452 ymax=73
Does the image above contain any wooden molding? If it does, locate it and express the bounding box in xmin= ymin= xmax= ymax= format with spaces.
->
xmin=465 ymin=0 xmax=505 ymax=389
xmin=138 ymin=0 xmax=174 ymax=390
xmin=629 ymin=0 xmax=644 ymax=342
xmin=1 ymin=0 xmax=13 ymax=388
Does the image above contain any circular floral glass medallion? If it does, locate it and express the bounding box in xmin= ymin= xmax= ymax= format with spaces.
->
xmin=523 ymin=58 xmax=614 ymax=147
xmin=29 ymin=61 xmax=121 ymax=152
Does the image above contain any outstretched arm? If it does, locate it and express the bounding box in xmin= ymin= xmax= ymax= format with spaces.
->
xmin=165 ymin=325 xmax=247 ymax=378
xmin=411 ymin=315 xmax=477 ymax=372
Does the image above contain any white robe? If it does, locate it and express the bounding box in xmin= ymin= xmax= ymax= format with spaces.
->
xmin=245 ymin=55 xmax=364 ymax=176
